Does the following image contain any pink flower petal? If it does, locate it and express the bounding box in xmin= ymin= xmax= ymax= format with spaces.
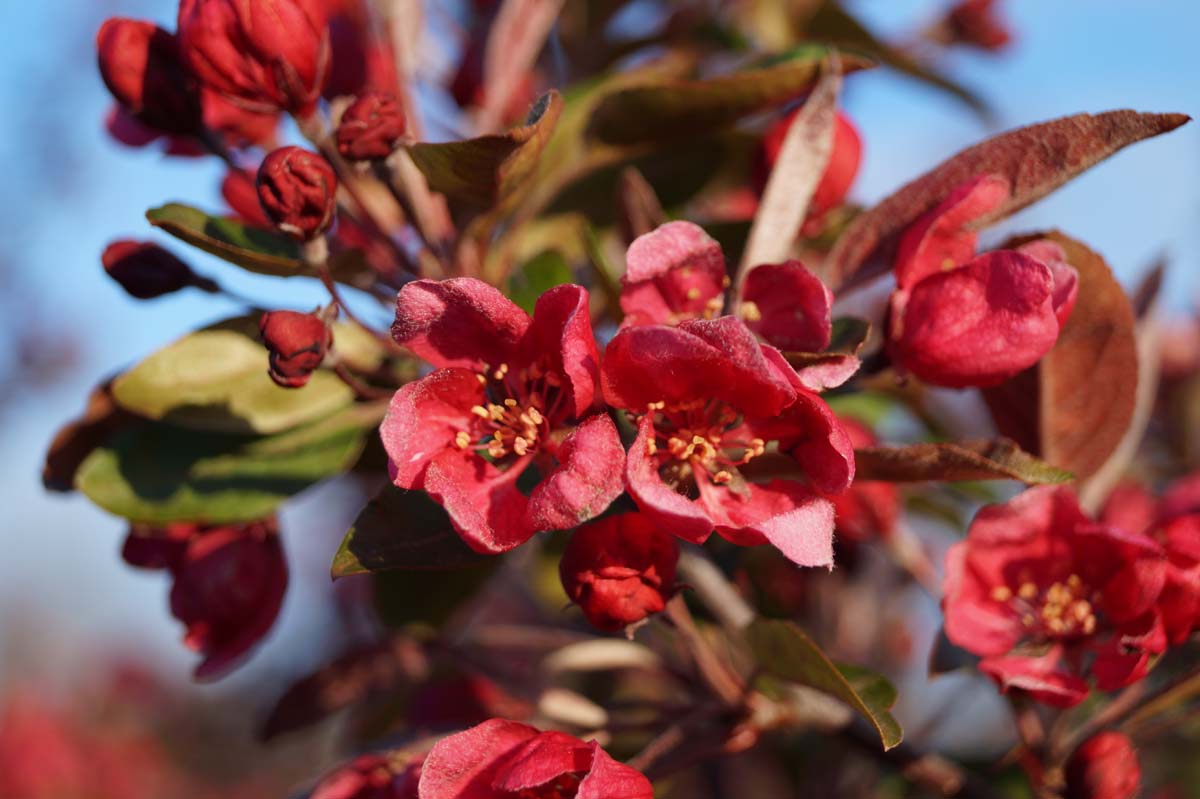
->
xmin=381 ymin=369 xmax=484 ymax=488
xmin=889 ymin=250 xmax=1060 ymax=388
xmin=392 ymin=278 xmax=530 ymax=370
xmin=697 ymin=476 xmax=836 ymax=568
xmin=527 ymin=414 xmax=625 ymax=532
xmin=740 ymin=261 xmax=833 ymax=352
xmin=620 ymin=221 xmax=726 ymax=325
xmin=625 ymin=415 xmax=713 ymax=544
xmin=577 ymin=742 xmax=655 ymax=799
xmin=894 ymin=174 xmax=1011 ymax=288
xmin=524 ymin=284 xmax=601 ymax=418
xmin=419 ymin=718 xmax=539 ymax=799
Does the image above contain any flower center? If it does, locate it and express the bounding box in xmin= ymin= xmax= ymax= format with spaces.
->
xmin=991 ymin=573 xmax=1098 ymax=639
xmin=638 ymin=399 xmax=765 ymax=486
xmin=455 ymin=361 xmax=564 ymax=462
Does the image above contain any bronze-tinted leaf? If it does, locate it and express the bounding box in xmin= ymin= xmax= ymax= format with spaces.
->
xmin=406 ymin=91 xmax=564 ymax=208
xmin=805 ymin=0 xmax=989 ymax=116
xmin=261 ymin=637 xmax=423 ymax=741
xmin=332 ymin=484 xmax=491 ymax=577
xmin=586 ymin=45 xmax=872 ymax=146
xmin=747 ymin=618 xmax=903 ymax=750
xmin=854 ymin=439 xmax=1072 ymax=484
xmin=983 ymin=232 xmax=1139 ymax=483
xmin=146 ymin=203 xmax=304 ymax=277
xmin=825 ymin=111 xmax=1190 ymax=290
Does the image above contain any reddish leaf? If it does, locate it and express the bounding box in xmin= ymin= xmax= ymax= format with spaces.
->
xmin=854 ymin=438 xmax=1071 ymax=484
xmin=825 ymin=110 xmax=1189 ymax=291
xmin=260 ymin=638 xmax=424 ymax=740
xmin=984 ymin=232 xmax=1139 ymax=483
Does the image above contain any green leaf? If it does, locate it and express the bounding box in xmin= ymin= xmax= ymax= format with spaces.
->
xmin=828 ymin=317 xmax=871 ymax=354
xmin=112 ymin=327 xmax=353 ymax=435
xmin=854 ymin=439 xmax=1072 ymax=485
xmin=805 ymin=1 xmax=991 ymax=117
xmin=332 ymin=484 xmax=490 ymax=578
xmin=147 ymin=203 xmax=304 ymax=277
xmin=585 ymin=45 xmax=873 ymax=146
xmin=506 ymin=250 xmax=574 ymax=314
xmin=373 ymin=560 xmax=501 ymax=628
xmin=75 ymin=404 xmax=381 ymax=525
xmin=747 ymin=618 xmax=903 ymax=750
xmin=407 ymin=91 xmax=564 ymax=208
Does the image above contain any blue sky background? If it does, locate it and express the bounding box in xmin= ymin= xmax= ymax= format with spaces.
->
xmin=0 ymin=0 xmax=1196 ymax=701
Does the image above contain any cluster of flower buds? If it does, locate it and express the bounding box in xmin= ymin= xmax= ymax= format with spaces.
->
xmin=122 ymin=519 xmax=287 ymax=680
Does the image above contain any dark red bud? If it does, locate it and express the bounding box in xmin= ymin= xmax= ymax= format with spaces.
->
xmin=176 ymin=0 xmax=330 ymax=115
xmin=945 ymin=0 xmax=1012 ymax=52
xmin=259 ymin=310 xmax=331 ymax=388
xmin=96 ymin=18 xmax=202 ymax=135
xmin=1065 ymin=732 xmax=1141 ymax=799
xmin=559 ymin=513 xmax=678 ymax=632
xmin=256 ymin=146 xmax=338 ymax=240
xmin=101 ymin=240 xmax=196 ymax=299
xmin=335 ymin=93 xmax=407 ymax=161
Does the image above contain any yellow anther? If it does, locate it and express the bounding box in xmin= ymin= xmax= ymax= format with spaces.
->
xmin=493 ymin=363 xmax=509 ymax=380
xmin=528 ymin=407 xmax=544 ymax=425
xmin=721 ymin=275 xmax=732 ymax=288
xmin=476 ymin=374 xmax=487 ymax=384
xmin=686 ymin=287 xmax=701 ymax=301
xmin=1067 ymin=574 xmax=1082 ymax=589
xmin=471 ymin=405 xmax=490 ymax=419
xmin=740 ymin=301 xmax=762 ymax=323
xmin=713 ymin=470 xmax=732 ymax=484
xmin=513 ymin=438 xmax=529 ymax=456
xmin=646 ymin=438 xmax=657 ymax=455
xmin=991 ymin=586 xmax=1013 ymax=602
xmin=487 ymin=440 xmax=506 ymax=458
xmin=1018 ymin=582 xmax=1038 ymax=601
xmin=504 ymin=398 xmax=518 ymax=408
xmin=455 ymin=431 xmax=471 ymax=449
xmin=1083 ymin=616 xmax=1097 ymax=634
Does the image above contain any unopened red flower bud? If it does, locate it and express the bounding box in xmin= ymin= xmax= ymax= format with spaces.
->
xmin=177 ymin=0 xmax=330 ymax=115
xmin=1064 ymin=732 xmax=1141 ymax=799
xmin=101 ymin=240 xmax=197 ymax=299
xmin=256 ymin=146 xmax=338 ymax=240
xmin=335 ymin=93 xmax=406 ymax=160
xmin=945 ymin=0 xmax=1012 ymax=52
xmin=559 ymin=513 xmax=678 ymax=632
xmin=259 ymin=310 xmax=331 ymax=387
xmin=96 ymin=18 xmax=202 ymax=135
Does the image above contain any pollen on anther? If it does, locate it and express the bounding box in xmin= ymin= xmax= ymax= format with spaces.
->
xmin=1018 ymin=582 xmax=1038 ymax=601
xmin=740 ymin=301 xmax=762 ymax=323
xmin=991 ymin=586 xmax=1013 ymax=602
xmin=713 ymin=470 xmax=732 ymax=484
xmin=454 ymin=431 xmax=471 ymax=449
xmin=471 ymin=405 xmax=490 ymax=419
